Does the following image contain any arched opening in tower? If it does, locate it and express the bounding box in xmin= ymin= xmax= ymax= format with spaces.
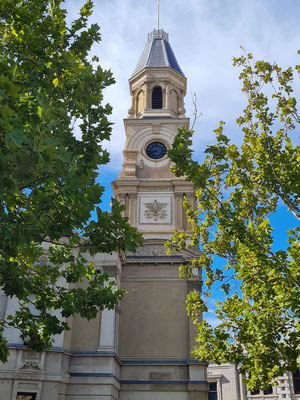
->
xmin=152 ymin=86 xmax=162 ymax=109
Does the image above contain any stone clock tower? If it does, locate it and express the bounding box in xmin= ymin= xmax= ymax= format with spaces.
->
xmin=112 ymin=29 xmax=208 ymax=400
xmin=0 ymin=29 xmax=207 ymax=400
xmin=113 ymin=28 xmax=193 ymax=237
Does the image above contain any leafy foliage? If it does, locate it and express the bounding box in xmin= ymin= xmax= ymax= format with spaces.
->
xmin=167 ymin=51 xmax=300 ymax=389
xmin=0 ymin=0 xmax=142 ymax=362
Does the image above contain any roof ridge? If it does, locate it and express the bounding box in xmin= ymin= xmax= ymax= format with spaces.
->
xmin=161 ymin=38 xmax=169 ymax=68
xmin=146 ymin=40 xmax=156 ymax=68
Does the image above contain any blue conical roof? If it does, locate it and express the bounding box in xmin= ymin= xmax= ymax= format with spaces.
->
xmin=132 ymin=29 xmax=185 ymax=77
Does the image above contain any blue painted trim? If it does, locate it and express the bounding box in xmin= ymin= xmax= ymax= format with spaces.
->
xmin=70 ymin=350 xmax=116 ymax=355
xmin=6 ymin=344 xmax=120 ymax=361
xmin=144 ymin=238 xmax=167 ymax=241
xmin=7 ymin=344 xmax=115 ymax=356
xmin=121 ymin=380 xmax=207 ymax=385
xmin=70 ymin=373 xmax=116 ymax=378
xmin=141 ymin=116 xmax=176 ymax=119
xmin=6 ymin=344 xmax=207 ymax=367
xmin=122 ymin=360 xmax=187 ymax=365
xmin=69 ymin=374 xmax=208 ymax=386
xmin=121 ymin=359 xmax=208 ymax=366
xmin=69 ymin=372 xmax=207 ymax=385
xmin=187 ymin=359 xmax=209 ymax=365
xmin=126 ymin=256 xmax=183 ymax=259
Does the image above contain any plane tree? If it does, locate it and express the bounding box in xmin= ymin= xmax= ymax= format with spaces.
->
xmin=167 ymin=51 xmax=300 ymax=389
xmin=0 ymin=0 xmax=142 ymax=362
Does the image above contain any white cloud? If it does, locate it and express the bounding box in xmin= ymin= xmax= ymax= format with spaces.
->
xmin=203 ymin=312 xmax=220 ymax=328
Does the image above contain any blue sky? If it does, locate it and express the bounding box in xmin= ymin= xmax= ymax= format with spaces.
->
xmin=64 ymin=1 xmax=299 ymax=324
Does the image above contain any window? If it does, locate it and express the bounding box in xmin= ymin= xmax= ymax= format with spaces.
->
xmin=250 ymin=387 xmax=273 ymax=396
xmin=17 ymin=394 xmax=37 ymax=400
xmin=152 ymin=86 xmax=162 ymax=109
xmin=293 ymin=368 xmax=300 ymax=394
xmin=208 ymin=382 xmax=218 ymax=400
xmin=263 ymin=387 xmax=273 ymax=395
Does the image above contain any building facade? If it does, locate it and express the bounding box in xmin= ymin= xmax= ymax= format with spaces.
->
xmin=0 ymin=28 xmax=299 ymax=400
xmin=207 ymin=363 xmax=300 ymax=400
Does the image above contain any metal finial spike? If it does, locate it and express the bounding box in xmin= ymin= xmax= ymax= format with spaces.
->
xmin=157 ymin=0 xmax=160 ymax=31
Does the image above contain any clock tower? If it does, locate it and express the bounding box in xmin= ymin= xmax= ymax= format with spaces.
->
xmin=113 ymin=28 xmax=194 ymax=238
xmin=113 ymin=29 xmax=208 ymax=400
xmin=0 ymin=28 xmax=208 ymax=400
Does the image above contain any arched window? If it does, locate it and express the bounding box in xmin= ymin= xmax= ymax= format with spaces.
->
xmin=152 ymin=86 xmax=162 ymax=109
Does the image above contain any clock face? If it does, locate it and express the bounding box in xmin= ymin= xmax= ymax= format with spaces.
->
xmin=145 ymin=141 xmax=167 ymax=160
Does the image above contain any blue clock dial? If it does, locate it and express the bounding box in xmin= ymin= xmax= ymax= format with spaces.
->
xmin=146 ymin=142 xmax=167 ymax=160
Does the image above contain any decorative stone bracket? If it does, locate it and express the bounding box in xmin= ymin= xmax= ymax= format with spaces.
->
xmin=120 ymin=149 xmax=139 ymax=177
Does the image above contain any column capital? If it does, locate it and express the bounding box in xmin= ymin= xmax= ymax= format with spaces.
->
xmin=128 ymin=192 xmax=138 ymax=200
xmin=184 ymin=192 xmax=195 ymax=199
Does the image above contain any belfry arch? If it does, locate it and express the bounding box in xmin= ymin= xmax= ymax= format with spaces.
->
xmin=151 ymin=86 xmax=163 ymax=109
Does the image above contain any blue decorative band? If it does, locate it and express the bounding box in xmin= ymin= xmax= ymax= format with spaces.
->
xmin=70 ymin=373 xmax=116 ymax=378
xmin=6 ymin=344 xmax=207 ymax=367
xmin=69 ymin=374 xmax=208 ymax=386
xmin=121 ymin=359 xmax=207 ymax=365
xmin=126 ymin=256 xmax=183 ymax=259
xmin=121 ymin=380 xmax=207 ymax=385
xmin=121 ymin=360 xmax=186 ymax=365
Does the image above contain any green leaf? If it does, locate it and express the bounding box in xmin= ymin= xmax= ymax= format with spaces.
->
xmin=6 ymin=128 xmax=25 ymax=147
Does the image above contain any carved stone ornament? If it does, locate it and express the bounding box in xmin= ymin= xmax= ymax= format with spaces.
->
xmin=128 ymin=108 xmax=135 ymax=117
xmin=134 ymin=246 xmax=167 ymax=257
xmin=179 ymin=107 xmax=186 ymax=116
xmin=20 ymin=360 xmax=41 ymax=370
xmin=20 ymin=351 xmax=42 ymax=370
xmin=187 ymin=280 xmax=203 ymax=292
xmin=126 ymin=244 xmax=195 ymax=258
xmin=144 ymin=200 xmax=168 ymax=221
xmin=152 ymin=124 xmax=160 ymax=133
xmin=117 ymin=193 xmax=126 ymax=201
xmin=184 ymin=192 xmax=195 ymax=199
xmin=39 ymin=255 xmax=48 ymax=265
xmin=103 ymin=265 xmax=119 ymax=278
